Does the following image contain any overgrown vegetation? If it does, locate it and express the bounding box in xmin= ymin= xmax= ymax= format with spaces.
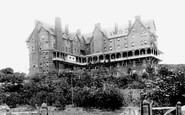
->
xmin=0 ymin=64 xmax=185 ymax=110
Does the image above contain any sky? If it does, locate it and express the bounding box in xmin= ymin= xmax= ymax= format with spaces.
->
xmin=0 ymin=0 xmax=184 ymax=74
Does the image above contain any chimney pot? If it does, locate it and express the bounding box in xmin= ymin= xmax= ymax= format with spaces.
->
xmin=128 ymin=20 xmax=132 ymax=30
xmin=77 ymin=29 xmax=81 ymax=35
xmin=55 ymin=17 xmax=62 ymax=33
xmin=35 ymin=20 xmax=39 ymax=26
xmin=94 ymin=23 xmax=101 ymax=29
xmin=135 ymin=15 xmax=141 ymax=20
xmin=114 ymin=23 xmax=118 ymax=34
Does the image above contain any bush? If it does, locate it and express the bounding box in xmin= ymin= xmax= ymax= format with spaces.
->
xmin=73 ymin=85 xmax=124 ymax=110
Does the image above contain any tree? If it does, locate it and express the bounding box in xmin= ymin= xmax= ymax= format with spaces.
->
xmin=145 ymin=67 xmax=185 ymax=106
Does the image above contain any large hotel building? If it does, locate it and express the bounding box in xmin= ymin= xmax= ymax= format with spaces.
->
xmin=26 ymin=16 xmax=162 ymax=75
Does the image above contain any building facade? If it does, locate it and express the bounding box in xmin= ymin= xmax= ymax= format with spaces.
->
xmin=26 ymin=16 xmax=162 ymax=75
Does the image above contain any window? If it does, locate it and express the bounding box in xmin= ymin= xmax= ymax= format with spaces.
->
xmin=125 ymin=43 xmax=128 ymax=48
xmin=117 ymin=38 xmax=120 ymax=41
xmin=109 ymin=40 xmax=112 ymax=43
xmin=144 ymin=33 xmax=147 ymax=36
xmin=132 ymin=42 xmax=134 ymax=47
xmin=32 ymin=38 xmax=34 ymax=43
xmin=132 ymin=28 xmax=135 ymax=32
xmin=41 ymin=35 xmax=45 ymax=39
xmin=32 ymin=46 xmax=34 ymax=52
xmin=104 ymin=47 xmax=106 ymax=51
xmin=131 ymin=35 xmax=134 ymax=38
xmin=117 ymin=45 xmax=120 ymax=49
xmin=110 ymin=46 xmax=112 ymax=50
xmin=144 ymin=40 xmax=147 ymax=44
xmin=124 ymin=36 xmax=127 ymax=40
xmin=140 ymin=33 xmax=144 ymax=37
xmin=141 ymin=41 xmax=143 ymax=45
xmin=66 ymin=47 xmax=67 ymax=52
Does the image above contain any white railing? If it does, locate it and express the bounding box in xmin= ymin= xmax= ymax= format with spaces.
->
xmin=53 ymin=53 xmax=161 ymax=65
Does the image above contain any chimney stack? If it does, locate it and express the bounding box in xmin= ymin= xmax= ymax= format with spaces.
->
xmin=77 ymin=29 xmax=81 ymax=35
xmin=55 ymin=17 xmax=62 ymax=50
xmin=65 ymin=24 xmax=69 ymax=35
xmin=114 ymin=23 xmax=118 ymax=34
xmin=135 ymin=15 xmax=141 ymax=21
xmin=128 ymin=20 xmax=132 ymax=30
xmin=55 ymin=17 xmax=62 ymax=33
xmin=94 ymin=23 xmax=101 ymax=29
xmin=35 ymin=20 xmax=39 ymax=26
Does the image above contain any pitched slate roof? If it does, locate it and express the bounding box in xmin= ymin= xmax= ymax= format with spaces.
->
xmin=40 ymin=21 xmax=55 ymax=35
xmin=102 ymin=24 xmax=129 ymax=39
xmin=83 ymin=33 xmax=93 ymax=44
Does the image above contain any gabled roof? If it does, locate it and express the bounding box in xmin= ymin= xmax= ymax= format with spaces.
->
xmin=26 ymin=21 xmax=55 ymax=42
xmin=40 ymin=21 xmax=55 ymax=35
xmin=83 ymin=33 xmax=93 ymax=44
xmin=68 ymin=32 xmax=77 ymax=41
xmin=102 ymin=24 xmax=129 ymax=39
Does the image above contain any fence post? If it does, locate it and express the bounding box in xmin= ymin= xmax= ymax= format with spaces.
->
xmin=176 ymin=101 xmax=182 ymax=115
xmin=141 ymin=100 xmax=151 ymax=115
xmin=40 ymin=103 xmax=48 ymax=115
